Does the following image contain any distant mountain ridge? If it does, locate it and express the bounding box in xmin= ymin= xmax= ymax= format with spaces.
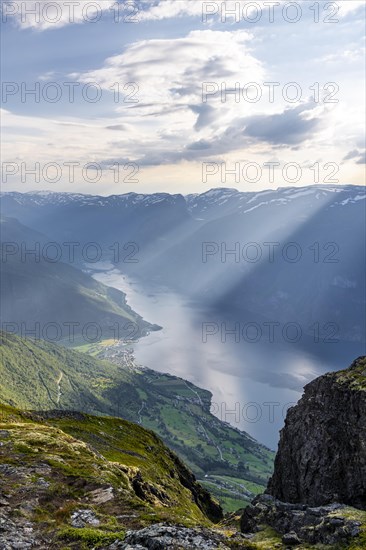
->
xmin=2 ymin=185 xmax=364 ymax=240
xmin=2 ymin=184 xmax=364 ymax=208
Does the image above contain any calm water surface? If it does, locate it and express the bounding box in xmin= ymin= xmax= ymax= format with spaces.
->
xmin=93 ymin=264 xmax=365 ymax=450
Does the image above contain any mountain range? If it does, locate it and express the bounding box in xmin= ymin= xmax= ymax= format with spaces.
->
xmin=2 ymin=186 xmax=365 ymax=342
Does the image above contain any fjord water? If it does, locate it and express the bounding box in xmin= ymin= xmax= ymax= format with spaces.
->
xmin=93 ymin=265 xmax=365 ymax=450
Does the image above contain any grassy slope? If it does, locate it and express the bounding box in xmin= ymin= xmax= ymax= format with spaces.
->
xmin=0 ymin=255 xmax=155 ymax=345
xmin=0 ymin=331 xmax=274 ymax=511
xmin=332 ymin=356 xmax=366 ymax=389
xmin=0 ymin=403 xmax=223 ymax=548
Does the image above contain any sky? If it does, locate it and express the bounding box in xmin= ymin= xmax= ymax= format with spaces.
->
xmin=1 ymin=0 xmax=365 ymax=195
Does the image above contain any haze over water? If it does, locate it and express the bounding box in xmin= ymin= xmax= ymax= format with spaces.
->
xmin=93 ymin=265 xmax=365 ymax=450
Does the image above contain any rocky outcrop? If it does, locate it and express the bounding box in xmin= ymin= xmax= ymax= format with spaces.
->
xmin=107 ymin=523 xmax=253 ymax=549
xmin=267 ymin=356 xmax=366 ymax=509
xmin=241 ymin=494 xmax=362 ymax=546
xmin=168 ymin=452 xmax=224 ymax=523
xmin=113 ymin=524 xmax=232 ymax=549
xmin=239 ymin=357 xmax=366 ymax=546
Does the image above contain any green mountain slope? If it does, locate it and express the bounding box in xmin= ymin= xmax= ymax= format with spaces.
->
xmin=0 ymin=217 xmax=158 ymax=344
xmin=0 ymin=331 xmax=274 ymax=511
xmin=0 ymin=403 xmax=224 ymax=547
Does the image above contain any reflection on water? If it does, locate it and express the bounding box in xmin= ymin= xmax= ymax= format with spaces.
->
xmin=93 ymin=264 xmax=365 ymax=450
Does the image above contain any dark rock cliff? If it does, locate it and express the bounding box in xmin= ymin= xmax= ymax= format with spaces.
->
xmin=240 ymin=357 xmax=366 ymax=547
xmin=267 ymin=356 xmax=366 ymax=509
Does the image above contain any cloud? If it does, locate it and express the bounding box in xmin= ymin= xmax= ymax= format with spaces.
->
xmin=106 ymin=124 xmax=130 ymax=131
xmin=33 ymin=29 xmax=327 ymax=168
xmin=320 ymin=45 xmax=366 ymax=64
xmin=5 ymin=0 xmax=363 ymax=32
xmin=242 ymin=102 xmax=323 ymax=145
xmin=139 ymin=0 xmax=365 ymax=22
xmin=74 ymin=29 xmax=259 ymax=97
xmin=68 ymin=29 xmax=290 ymax=164
xmin=139 ymin=0 xmax=288 ymax=22
xmin=344 ymin=149 xmax=361 ymax=161
xmin=102 ymin=101 xmax=325 ymax=167
xmin=337 ymin=1 xmax=365 ymax=17
xmin=182 ymin=102 xmax=324 ymax=161
xmin=343 ymin=149 xmax=366 ymax=164
xmin=187 ymin=139 xmax=212 ymax=150
xmin=190 ymin=104 xmax=217 ymax=131
xmin=356 ymin=152 xmax=366 ymax=165
xmin=2 ymin=0 xmax=365 ymax=192
xmin=3 ymin=0 xmax=115 ymax=31
xmin=73 ymin=29 xmax=264 ymax=130
xmin=138 ymin=0 xmax=205 ymax=21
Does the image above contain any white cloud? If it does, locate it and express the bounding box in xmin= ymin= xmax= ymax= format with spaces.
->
xmin=320 ymin=45 xmax=366 ymax=63
xmin=73 ymin=29 xmax=264 ymax=128
xmin=139 ymin=0 xmax=365 ymax=22
xmin=0 ymin=29 xmax=335 ymax=179
xmin=71 ymin=29 xmax=347 ymax=167
xmin=1 ymin=103 xmax=364 ymax=194
xmin=139 ymin=0 xmax=292 ymax=22
xmin=3 ymin=0 xmax=364 ymax=32
xmin=337 ymin=1 xmax=365 ymax=17
xmin=139 ymin=0 xmax=204 ymax=21
xmin=3 ymin=0 xmax=115 ymax=30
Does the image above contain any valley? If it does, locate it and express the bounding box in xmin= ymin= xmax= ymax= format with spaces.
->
xmin=0 ymin=331 xmax=274 ymax=512
xmin=1 ymin=185 xmax=365 ymax=519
